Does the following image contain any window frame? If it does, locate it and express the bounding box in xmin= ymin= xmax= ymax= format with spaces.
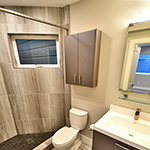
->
xmin=10 ymin=34 xmax=60 ymax=68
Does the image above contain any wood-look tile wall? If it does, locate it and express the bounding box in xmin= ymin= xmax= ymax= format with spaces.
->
xmin=0 ymin=67 xmax=17 ymax=143
xmin=0 ymin=5 xmax=71 ymax=136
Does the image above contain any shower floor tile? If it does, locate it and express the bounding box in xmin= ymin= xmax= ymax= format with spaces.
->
xmin=0 ymin=132 xmax=54 ymax=150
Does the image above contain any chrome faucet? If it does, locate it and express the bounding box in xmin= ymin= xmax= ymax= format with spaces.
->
xmin=134 ymin=108 xmax=141 ymax=120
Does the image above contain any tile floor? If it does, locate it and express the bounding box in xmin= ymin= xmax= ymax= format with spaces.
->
xmin=0 ymin=131 xmax=91 ymax=150
xmin=0 ymin=132 xmax=54 ymax=150
xmin=79 ymin=144 xmax=92 ymax=150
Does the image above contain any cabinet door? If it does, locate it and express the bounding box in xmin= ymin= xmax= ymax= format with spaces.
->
xmin=92 ymin=131 xmax=139 ymax=150
xmin=78 ymin=30 xmax=96 ymax=87
xmin=65 ymin=34 xmax=78 ymax=85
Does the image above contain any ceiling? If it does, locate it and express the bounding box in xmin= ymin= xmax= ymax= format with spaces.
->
xmin=0 ymin=0 xmax=80 ymax=7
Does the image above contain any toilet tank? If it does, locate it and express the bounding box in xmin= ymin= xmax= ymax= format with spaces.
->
xmin=70 ymin=108 xmax=88 ymax=130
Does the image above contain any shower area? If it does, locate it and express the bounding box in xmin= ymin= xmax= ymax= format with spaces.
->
xmin=0 ymin=5 xmax=71 ymax=149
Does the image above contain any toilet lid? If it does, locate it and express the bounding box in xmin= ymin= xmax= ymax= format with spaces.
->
xmin=52 ymin=126 xmax=79 ymax=147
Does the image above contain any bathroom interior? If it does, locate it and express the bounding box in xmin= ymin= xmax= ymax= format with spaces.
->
xmin=0 ymin=0 xmax=150 ymax=150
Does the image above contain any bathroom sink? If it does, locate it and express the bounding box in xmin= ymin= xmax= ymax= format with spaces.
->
xmin=106 ymin=115 xmax=150 ymax=136
xmin=93 ymin=105 xmax=150 ymax=150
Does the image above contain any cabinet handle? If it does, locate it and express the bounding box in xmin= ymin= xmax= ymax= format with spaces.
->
xmin=115 ymin=143 xmax=130 ymax=150
xmin=79 ymin=75 xmax=82 ymax=85
xmin=74 ymin=74 xmax=77 ymax=83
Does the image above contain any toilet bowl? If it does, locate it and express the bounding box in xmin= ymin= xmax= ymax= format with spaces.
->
xmin=52 ymin=108 xmax=88 ymax=150
xmin=52 ymin=126 xmax=79 ymax=150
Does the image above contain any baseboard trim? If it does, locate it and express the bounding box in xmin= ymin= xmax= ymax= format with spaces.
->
xmin=80 ymin=134 xmax=92 ymax=149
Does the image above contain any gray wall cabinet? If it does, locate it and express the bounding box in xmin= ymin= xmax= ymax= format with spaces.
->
xmin=65 ymin=29 xmax=101 ymax=87
xmin=92 ymin=130 xmax=139 ymax=150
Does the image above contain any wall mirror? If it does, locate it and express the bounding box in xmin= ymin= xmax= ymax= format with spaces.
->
xmin=120 ymin=21 xmax=150 ymax=97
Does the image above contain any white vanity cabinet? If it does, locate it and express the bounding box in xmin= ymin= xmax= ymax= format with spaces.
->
xmin=92 ymin=130 xmax=139 ymax=150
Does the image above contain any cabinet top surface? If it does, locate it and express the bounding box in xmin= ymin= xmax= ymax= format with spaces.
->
xmin=65 ymin=28 xmax=101 ymax=37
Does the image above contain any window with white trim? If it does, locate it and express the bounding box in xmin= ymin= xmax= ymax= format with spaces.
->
xmin=10 ymin=35 xmax=60 ymax=68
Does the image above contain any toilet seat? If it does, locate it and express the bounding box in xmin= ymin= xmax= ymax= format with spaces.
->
xmin=52 ymin=126 xmax=79 ymax=149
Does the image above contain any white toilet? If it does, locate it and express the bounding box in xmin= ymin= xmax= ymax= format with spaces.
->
xmin=52 ymin=108 xmax=88 ymax=150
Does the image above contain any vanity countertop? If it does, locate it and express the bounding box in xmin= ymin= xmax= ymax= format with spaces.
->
xmin=93 ymin=105 xmax=150 ymax=150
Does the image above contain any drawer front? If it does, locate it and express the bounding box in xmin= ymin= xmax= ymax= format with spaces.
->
xmin=92 ymin=131 xmax=139 ymax=150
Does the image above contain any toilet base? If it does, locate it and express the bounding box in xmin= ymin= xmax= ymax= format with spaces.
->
xmin=53 ymin=134 xmax=81 ymax=150
xmin=69 ymin=134 xmax=81 ymax=150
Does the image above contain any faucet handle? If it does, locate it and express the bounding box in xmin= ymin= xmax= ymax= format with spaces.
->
xmin=136 ymin=108 xmax=141 ymax=112
xmin=135 ymin=108 xmax=141 ymax=118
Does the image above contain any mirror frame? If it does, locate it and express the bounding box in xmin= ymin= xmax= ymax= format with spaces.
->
xmin=120 ymin=21 xmax=150 ymax=92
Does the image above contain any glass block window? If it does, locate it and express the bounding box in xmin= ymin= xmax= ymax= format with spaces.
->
xmin=11 ymin=35 xmax=60 ymax=68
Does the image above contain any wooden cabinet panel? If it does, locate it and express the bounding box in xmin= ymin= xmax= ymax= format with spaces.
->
xmin=92 ymin=131 xmax=139 ymax=150
xmin=65 ymin=29 xmax=101 ymax=87
xmin=92 ymin=148 xmax=99 ymax=150
xmin=79 ymin=30 xmax=95 ymax=87
xmin=65 ymin=34 xmax=78 ymax=85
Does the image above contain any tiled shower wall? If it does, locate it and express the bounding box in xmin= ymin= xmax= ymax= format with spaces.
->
xmin=0 ymin=5 xmax=71 ymax=140
xmin=0 ymin=67 xmax=17 ymax=143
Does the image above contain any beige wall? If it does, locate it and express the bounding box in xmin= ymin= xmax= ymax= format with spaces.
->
xmin=0 ymin=6 xmax=71 ymax=135
xmin=70 ymin=0 xmax=150 ymax=138
xmin=0 ymin=67 xmax=17 ymax=143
